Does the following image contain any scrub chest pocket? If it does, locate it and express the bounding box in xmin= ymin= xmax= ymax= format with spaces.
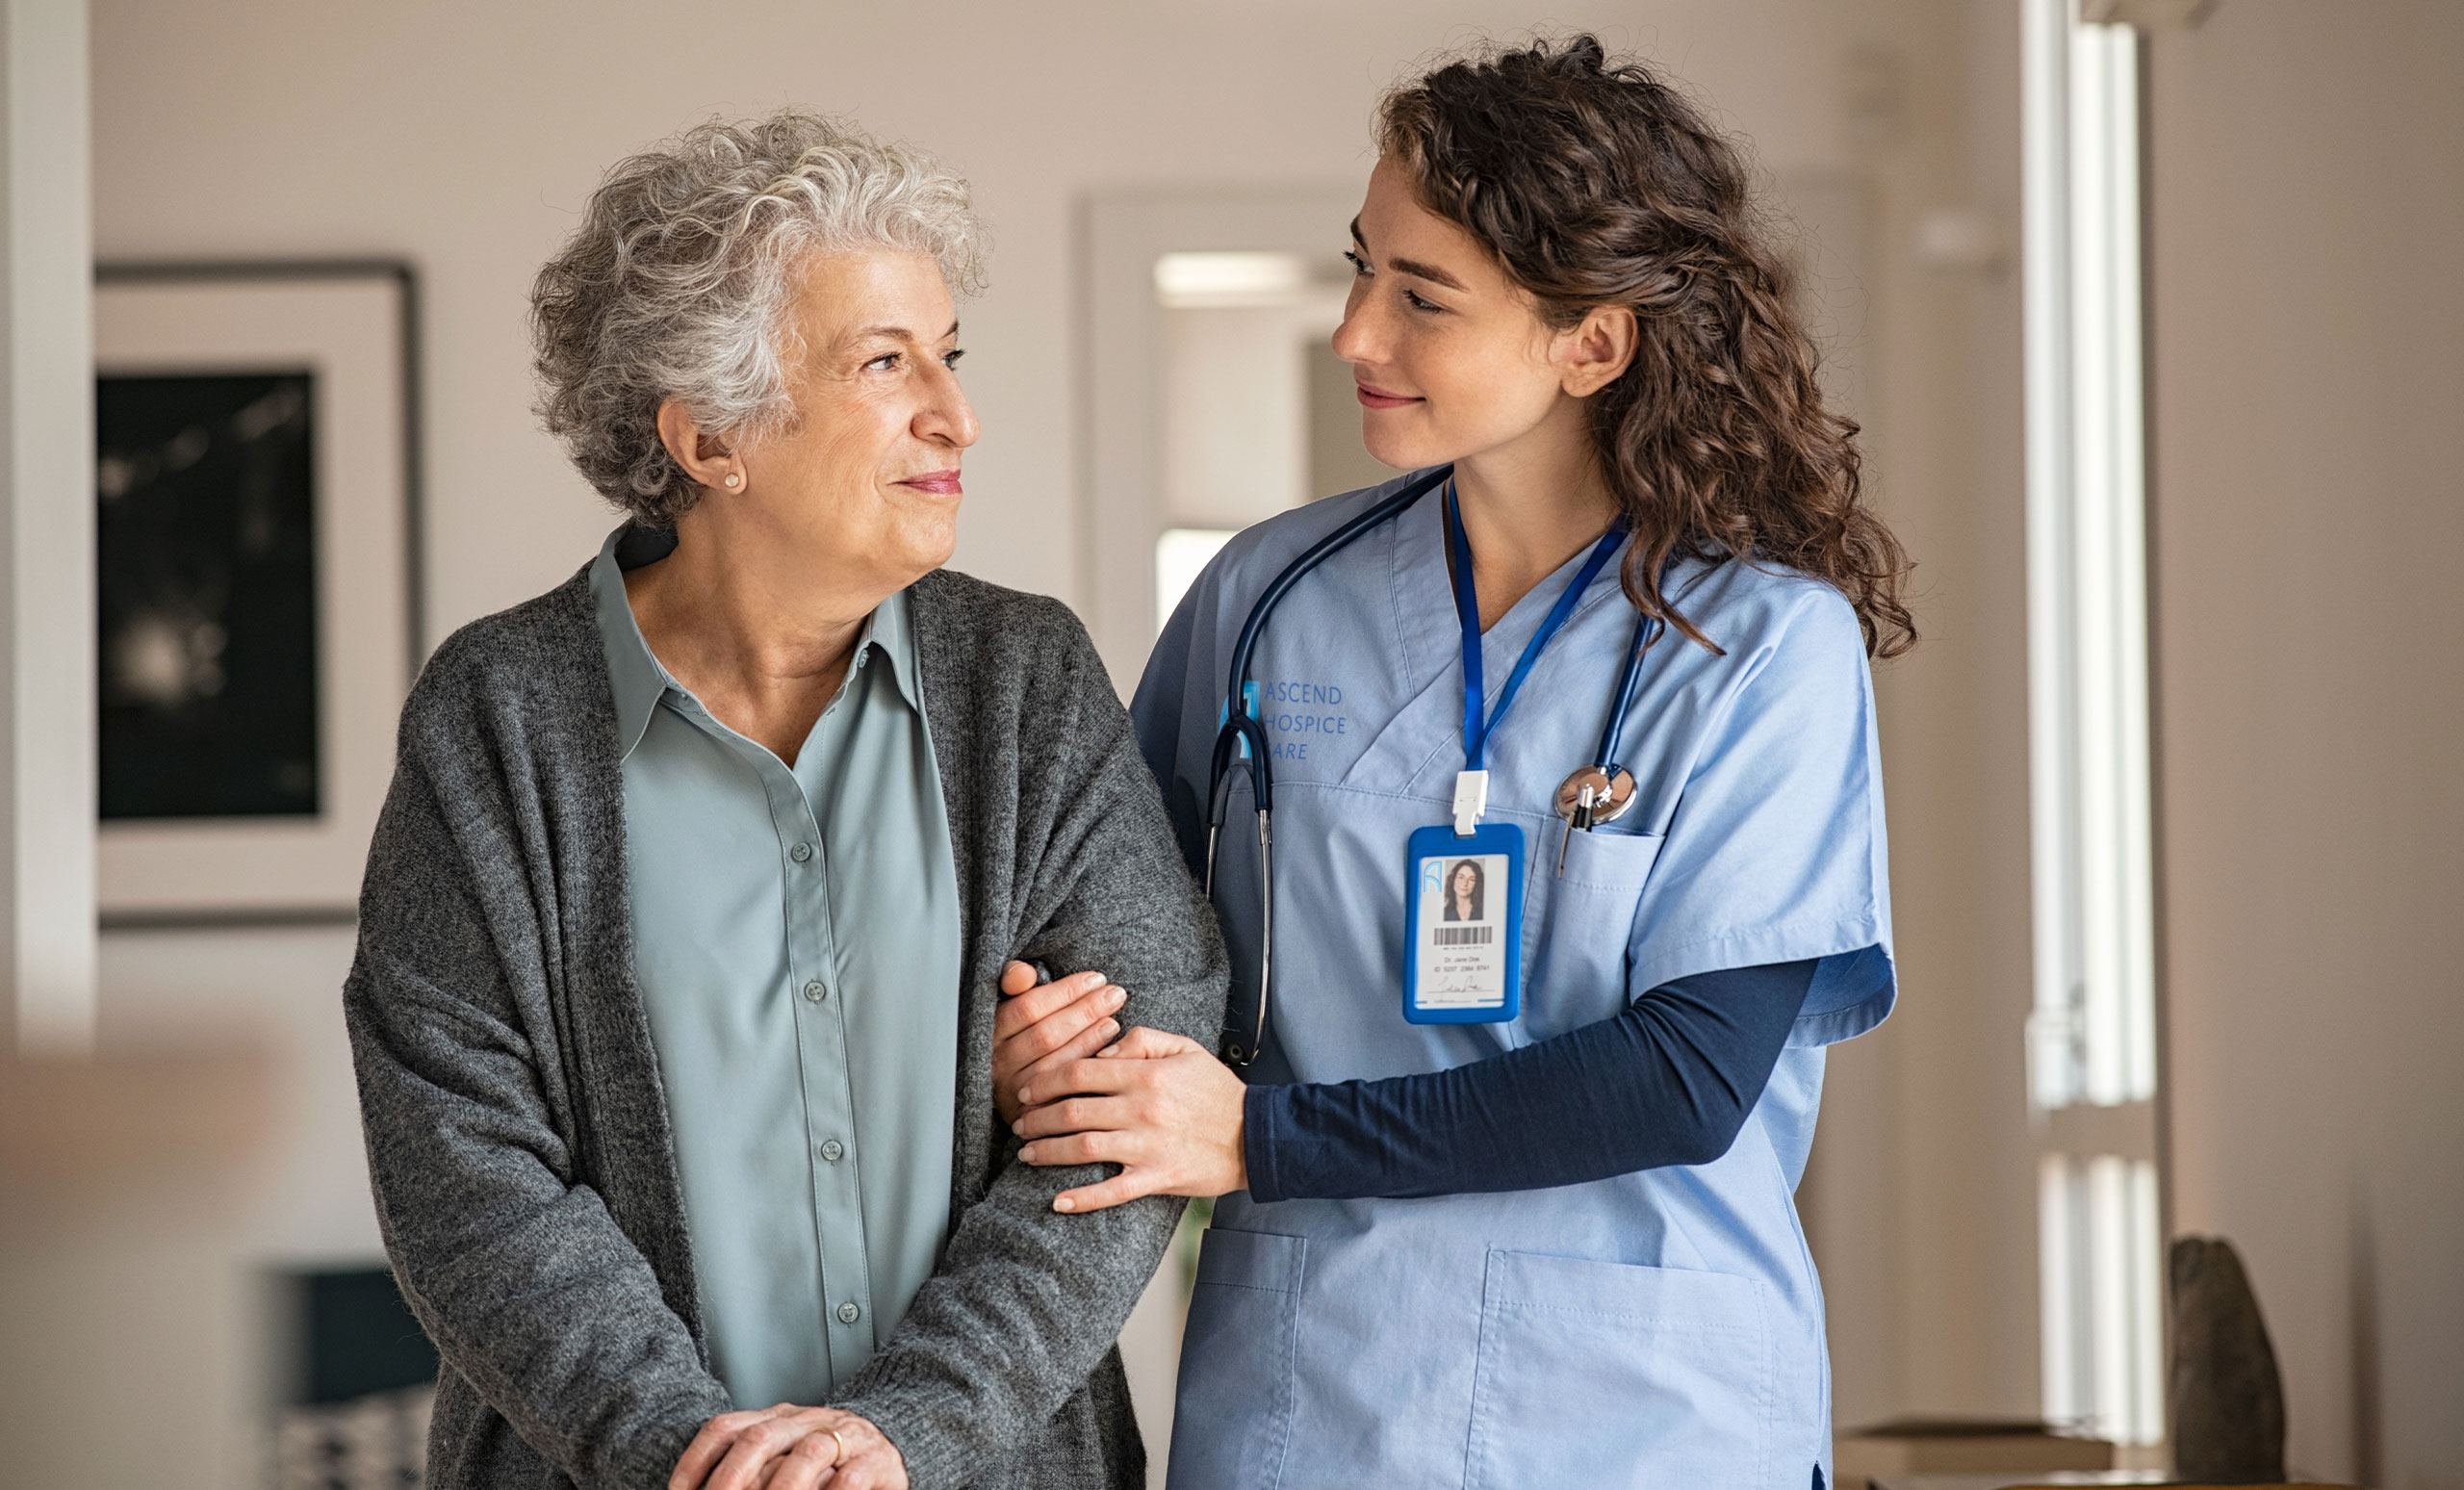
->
xmin=1520 ymin=825 xmax=1665 ymax=1040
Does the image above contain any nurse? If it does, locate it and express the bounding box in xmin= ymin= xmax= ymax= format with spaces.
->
xmin=1007 ymin=35 xmax=1912 ymax=1489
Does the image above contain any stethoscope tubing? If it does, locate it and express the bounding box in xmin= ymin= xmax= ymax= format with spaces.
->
xmin=1206 ymin=466 xmax=1450 ymax=1064
xmin=1596 ymin=609 xmax=1658 ymax=770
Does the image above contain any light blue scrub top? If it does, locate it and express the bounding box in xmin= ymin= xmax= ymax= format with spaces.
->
xmin=1133 ymin=473 xmax=1895 ymax=1490
xmin=591 ymin=530 xmax=962 ymax=1410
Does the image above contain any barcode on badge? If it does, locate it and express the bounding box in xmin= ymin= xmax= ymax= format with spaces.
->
xmin=1432 ymin=925 xmax=1493 ymax=946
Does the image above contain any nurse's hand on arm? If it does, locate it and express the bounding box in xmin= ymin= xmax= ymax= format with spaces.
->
xmin=991 ymin=961 xmax=1127 ymax=1125
xmin=1010 ymin=1026 xmax=1248 ymax=1213
xmin=1012 ymin=960 xmax=1816 ymax=1211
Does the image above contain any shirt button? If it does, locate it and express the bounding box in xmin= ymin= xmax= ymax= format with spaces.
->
xmin=819 ymin=1139 xmax=844 ymax=1162
xmin=789 ymin=842 xmax=813 ymax=862
xmin=836 ymin=1301 xmax=861 ymax=1325
xmin=801 ymin=979 xmax=828 ymax=1003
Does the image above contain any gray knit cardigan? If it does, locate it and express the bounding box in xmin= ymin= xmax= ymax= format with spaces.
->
xmin=344 ymin=557 xmax=1229 ymax=1490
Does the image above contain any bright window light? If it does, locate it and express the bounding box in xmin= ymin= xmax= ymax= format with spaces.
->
xmin=1155 ymin=527 xmax=1237 ymax=635
xmin=1154 ymin=252 xmax=1310 ymax=309
xmin=2038 ymin=1153 xmax=2166 ymax=1442
xmin=2027 ymin=2 xmax=2156 ymax=1116
xmin=2024 ymin=0 xmax=2164 ymax=1448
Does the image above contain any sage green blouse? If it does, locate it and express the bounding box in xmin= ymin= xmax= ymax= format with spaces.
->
xmin=590 ymin=528 xmax=961 ymax=1409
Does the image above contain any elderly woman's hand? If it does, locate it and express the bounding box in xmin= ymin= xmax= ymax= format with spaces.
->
xmin=670 ymin=1403 xmax=905 ymax=1490
xmin=992 ymin=961 xmax=1127 ymax=1125
xmin=1012 ymin=1027 xmax=1248 ymax=1212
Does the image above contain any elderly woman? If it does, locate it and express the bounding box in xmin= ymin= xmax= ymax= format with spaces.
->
xmin=345 ymin=113 xmax=1224 ymax=1490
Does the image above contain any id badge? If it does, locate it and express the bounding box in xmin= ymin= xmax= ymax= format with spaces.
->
xmin=1401 ymin=820 xmax=1524 ymax=1024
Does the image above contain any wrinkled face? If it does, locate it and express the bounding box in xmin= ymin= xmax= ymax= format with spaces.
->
xmin=735 ymin=249 xmax=979 ymax=591
xmin=1330 ymin=156 xmax=1570 ymax=472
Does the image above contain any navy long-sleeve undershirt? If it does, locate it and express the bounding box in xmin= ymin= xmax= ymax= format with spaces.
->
xmin=1242 ymin=958 xmax=1818 ymax=1202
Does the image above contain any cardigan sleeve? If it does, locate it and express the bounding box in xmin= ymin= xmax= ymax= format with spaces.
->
xmin=828 ymin=593 xmax=1231 ymax=1489
xmin=344 ymin=653 xmax=732 ymax=1490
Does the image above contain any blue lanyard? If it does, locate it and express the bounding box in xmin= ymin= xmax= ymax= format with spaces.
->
xmin=1443 ymin=483 xmax=1629 ymax=774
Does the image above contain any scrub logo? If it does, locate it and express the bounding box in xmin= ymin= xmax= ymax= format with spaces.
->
xmin=1244 ymin=680 xmax=1349 ymax=762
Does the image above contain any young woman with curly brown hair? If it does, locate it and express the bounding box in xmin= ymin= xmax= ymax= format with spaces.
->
xmin=1002 ymin=36 xmax=1909 ymax=1489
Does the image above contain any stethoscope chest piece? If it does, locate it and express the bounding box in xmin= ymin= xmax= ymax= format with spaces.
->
xmin=1553 ymin=764 xmax=1636 ymax=828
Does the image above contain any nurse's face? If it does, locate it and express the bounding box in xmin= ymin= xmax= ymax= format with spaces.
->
xmin=1331 ymin=157 xmax=1598 ymax=474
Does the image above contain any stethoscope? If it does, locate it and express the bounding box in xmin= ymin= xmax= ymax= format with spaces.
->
xmin=1204 ymin=464 xmax=1661 ymax=1066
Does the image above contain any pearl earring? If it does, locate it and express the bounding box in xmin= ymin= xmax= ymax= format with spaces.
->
xmin=724 ymin=473 xmax=741 ymax=489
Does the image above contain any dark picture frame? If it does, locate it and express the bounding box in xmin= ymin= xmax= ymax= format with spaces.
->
xmin=94 ymin=261 xmax=423 ymax=928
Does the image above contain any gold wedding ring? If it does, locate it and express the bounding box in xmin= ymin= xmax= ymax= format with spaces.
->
xmin=826 ymin=1427 xmax=848 ymax=1465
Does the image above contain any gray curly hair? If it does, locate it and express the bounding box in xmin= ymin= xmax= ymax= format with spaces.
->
xmin=531 ymin=110 xmax=989 ymax=526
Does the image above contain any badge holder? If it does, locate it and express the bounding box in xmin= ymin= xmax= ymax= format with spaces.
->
xmin=1403 ymin=771 xmax=1525 ymax=1024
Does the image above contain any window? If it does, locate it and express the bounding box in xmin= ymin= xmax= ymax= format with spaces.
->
xmin=1154 ymin=527 xmax=1237 ymax=636
xmin=2022 ymin=0 xmax=2164 ymax=1447
xmin=1147 ymin=250 xmax=1384 ymax=635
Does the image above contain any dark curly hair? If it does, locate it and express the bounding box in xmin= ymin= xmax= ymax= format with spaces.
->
xmin=1378 ymin=35 xmax=1915 ymax=657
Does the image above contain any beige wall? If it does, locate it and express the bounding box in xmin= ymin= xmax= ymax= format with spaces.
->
xmin=2146 ymin=2 xmax=2464 ymax=1480
xmin=2 ymin=1 xmax=2042 ymax=1484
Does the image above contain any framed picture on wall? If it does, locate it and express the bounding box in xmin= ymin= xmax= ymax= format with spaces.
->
xmin=93 ymin=262 xmax=422 ymax=927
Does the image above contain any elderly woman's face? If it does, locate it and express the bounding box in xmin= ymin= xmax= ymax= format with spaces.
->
xmin=740 ymin=249 xmax=978 ymax=586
